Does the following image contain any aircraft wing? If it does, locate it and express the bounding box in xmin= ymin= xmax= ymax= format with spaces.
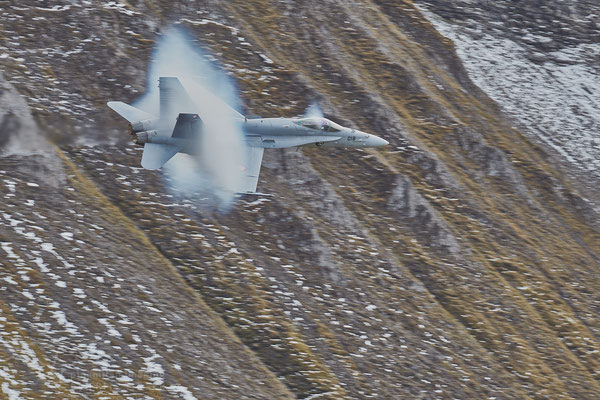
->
xmin=238 ymin=146 xmax=264 ymax=193
xmin=163 ymin=77 xmax=245 ymax=121
xmin=191 ymin=84 xmax=245 ymax=120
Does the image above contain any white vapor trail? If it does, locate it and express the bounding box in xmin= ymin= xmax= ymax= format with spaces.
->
xmin=305 ymin=102 xmax=324 ymax=119
xmin=134 ymin=27 xmax=246 ymax=211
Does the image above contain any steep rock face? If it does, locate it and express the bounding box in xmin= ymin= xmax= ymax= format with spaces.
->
xmin=1 ymin=1 xmax=599 ymax=399
xmin=416 ymin=0 xmax=600 ymax=49
xmin=415 ymin=0 xmax=600 ymax=194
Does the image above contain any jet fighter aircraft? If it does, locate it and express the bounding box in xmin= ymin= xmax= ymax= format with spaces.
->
xmin=108 ymin=77 xmax=388 ymax=194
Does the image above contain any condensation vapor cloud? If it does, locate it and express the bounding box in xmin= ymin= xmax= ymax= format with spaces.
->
xmin=0 ymin=72 xmax=65 ymax=187
xmin=134 ymin=27 xmax=246 ymax=211
xmin=305 ymin=102 xmax=324 ymax=119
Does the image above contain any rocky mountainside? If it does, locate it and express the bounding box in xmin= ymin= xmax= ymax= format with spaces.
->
xmin=415 ymin=0 xmax=600 ymax=190
xmin=1 ymin=1 xmax=599 ymax=399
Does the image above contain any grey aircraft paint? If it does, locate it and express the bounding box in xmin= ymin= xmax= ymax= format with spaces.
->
xmin=243 ymin=117 xmax=388 ymax=149
xmin=108 ymin=77 xmax=388 ymax=194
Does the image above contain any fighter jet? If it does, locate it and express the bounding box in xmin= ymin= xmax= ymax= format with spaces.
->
xmin=107 ymin=77 xmax=388 ymax=194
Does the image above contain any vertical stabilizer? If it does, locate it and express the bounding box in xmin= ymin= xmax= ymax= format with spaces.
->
xmin=159 ymin=77 xmax=197 ymax=135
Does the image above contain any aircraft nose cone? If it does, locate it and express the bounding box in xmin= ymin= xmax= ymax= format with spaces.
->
xmin=369 ymin=135 xmax=389 ymax=147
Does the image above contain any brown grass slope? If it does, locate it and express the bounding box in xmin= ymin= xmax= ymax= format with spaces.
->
xmin=1 ymin=0 xmax=599 ymax=399
xmin=0 ymin=152 xmax=294 ymax=398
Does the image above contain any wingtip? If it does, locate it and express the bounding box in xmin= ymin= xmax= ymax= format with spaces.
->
xmin=106 ymin=101 xmax=120 ymax=110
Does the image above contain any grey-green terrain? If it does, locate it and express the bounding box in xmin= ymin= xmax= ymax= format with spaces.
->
xmin=1 ymin=1 xmax=599 ymax=399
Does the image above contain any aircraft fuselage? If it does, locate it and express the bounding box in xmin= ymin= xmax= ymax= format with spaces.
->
xmin=242 ymin=117 xmax=388 ymax=149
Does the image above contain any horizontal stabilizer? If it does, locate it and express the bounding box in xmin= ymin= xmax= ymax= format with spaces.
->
xmin=141 ymin=143 xmax=181 ymax=170
xmin=107 ymin=101 xmax=154 ymax=123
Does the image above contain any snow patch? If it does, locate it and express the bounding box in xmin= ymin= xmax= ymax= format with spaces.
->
xmin=1 ymin=382 xmax=20 ymax=400
xmin=60 ymin=232 xmax=73 ymax=241
xmin=143 ymin=352 xmax=164 ymax=386
xmin=1 ymin=242 xmax=19 ymax=259
xmin=167 ymin=385 xmax=197 ymax=400
xmin=3 ymin=276 xmax=17 ymax=285
xmin=41 ymin=243 xmax=54 ymax=252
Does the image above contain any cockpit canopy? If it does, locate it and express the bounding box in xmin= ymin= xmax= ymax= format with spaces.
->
xmin=295 ymin=118 xmax=344 ymax=133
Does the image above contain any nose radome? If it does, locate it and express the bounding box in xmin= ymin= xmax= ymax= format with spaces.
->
xmin=369 ymin=135 xmax=388 ymax=147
